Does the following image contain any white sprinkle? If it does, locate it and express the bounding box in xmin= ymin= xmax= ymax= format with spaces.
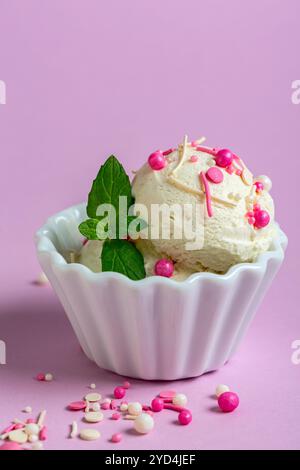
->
xmin=92 ymin=402 xmax=100 ymax=412
xmin=23 ymin=406 xmax=32 ymax=414
xmin=24 ymin=423 xmax=40 ymax=436
xmin=120 ymin=403 xmax=128 ymax=412
xmin=215 ymin=384 xmax=230 ymax=397
xmin=35 ymin=272 xmax=49 ymax=285
xmin=84 ymin=411 xmax=104 ymax=423
xmin=70 ymin=421 xmax=78 ymax=439
xmin=79 ymin=429 xmax=101 ymax=441
xmin=128 ymin=402 xmax=142 ymax=416
xmin=85 ymin=392 xmax=101 ymax=402
xmin=28 ymin=434 xmax=38 ymax=443
xmin=37 ymin=409 xmax=47 ymax=427
xmin=31 ymin=441 xmax=44 ymax=450
xmin=102 ymin=398 xmax=111 ymax=405
xmin=90 ymin=383 xmax=96 ymax=389
xmin=8 ymin=430 xmax=28 ymax=444
xmin=45 ymin=373 xmax=53 ymax=382
xmin=124 ymin=414 xmax=137 ymax=420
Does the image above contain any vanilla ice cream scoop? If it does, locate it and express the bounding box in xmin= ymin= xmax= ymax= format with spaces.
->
xmin=131 ymin=137 xmax=276 ymax=273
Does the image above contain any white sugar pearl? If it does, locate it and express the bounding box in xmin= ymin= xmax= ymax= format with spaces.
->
xmin=36 ymin=272 xmax=49 ymax=285
xmin=215 ymin=384 xmax=230 ymax=397
xmin=90 ymin=383 xmax=96 ymax=389
xmin=45 ymin=373 xmax=53 ymax=382
xmin=172 ymin=393 xmax=187 ymax=407
xmin=128 ymin=402 xmax=142 ymax=416
xmin=255 ymin=175 xmax=272 ymax=192
xmin=120 ymin=403 xmax=128 ymax=412
xmin=28 ymin=434 xmax=38 ymax=443
xmin=25 ymin=423 xmax=40 ymax=436
xmin=134 ymin=413 xmax=154 ymax=434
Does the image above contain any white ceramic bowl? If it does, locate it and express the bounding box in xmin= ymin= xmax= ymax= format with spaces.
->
xmin=35 ymin=202 xmax=287 ymax=380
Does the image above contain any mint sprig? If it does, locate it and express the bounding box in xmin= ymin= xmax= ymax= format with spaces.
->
xmin=87 ymin=155 xmax=133 ymax=219
xmin=101 ymin=239 xmax=146 ymax=281
xmin=79 ymin=155 xmax=146 ymax=280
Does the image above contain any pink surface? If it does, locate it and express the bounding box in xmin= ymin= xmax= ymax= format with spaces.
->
xmin=0 ymin=0 xmax=299 ymax=450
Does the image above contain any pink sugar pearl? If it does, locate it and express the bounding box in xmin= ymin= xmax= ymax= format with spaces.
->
xmin=111 ymin=433 xmax=122 ymax=443
xmin=254 ymin=181 xmax=264 ymax=192
xmin=114 ymin=386 xmax=126 ymax=399
xmin=154 ymin=258 xmax=174 ymax=278
xmin=151 ymin=397 xmax=164 ymax=412
xmin=178 ymin=410 xmax=192 ymax=425
xmin=123 ymin=381 xmax=131 ymax=389
xmin=254 ymin=210 xmax=270 ymax=229
xmin=101 ymin=402 xmax=110 ymax=410
xmin=215 ymin=148 xmax=233 ymax=168
xmin=218 ymin=391 xmax=239 ymax=412
xmin=36 ymin=373 xmax=45 ymax=381
xmin=148 ymin=151 xmax=166 ymax=171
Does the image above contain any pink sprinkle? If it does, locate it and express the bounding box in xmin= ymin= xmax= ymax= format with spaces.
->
xmin=226 ymin=164 xmax=235 ymax=174
xmin=111 ymin=433 xmax=122 ymax=443
xmin=196 ymin=146 xmax=217 ymax=156
xmin=114 ymin=387 xmax=126 ymax=399
xmin=39 ymin=425 xmax=47 ymax=441
xmin=200 ymin=171 xmax=213 ymax=217
xmin=112 ymin=412 xmax=121 ymax=420
xmin=189 ymin=155 xmax=198 ymax=163
xmin=123 ymin=381 xmax=131 ymax=389
xmin=2 ymin=423 xmax=16 ymax=434
xmin=159 ymin=390 xmax=176 ymax=399
xmin=178 ymin=410 xmax=192 ymax=425
xmin=101 ymin=402 xmax=110 ymax=410
xmin=36 ymin=373 xmax=45 ymax=381
xmin=218 ymin=391 xmax=239 ymax=412
xmin=154 ymin=258 xmax=174 ymax=278
xmin=236 ymin=169 xmax=242 ymax=176
xmin=68 ymin=400 xmax=86 ymax=411
xmin=162 ymin=148 xmax=175 ymax=156
xmin=110 ymin=400 xmax=118 ymax=410
xmin=0 ymin=442 xmax=23 ymax=451
xmin=206 ymin=167 xmax=224 ymax=184
xmin=254 ymin=181 xmax=264 ymax=192
xmin=164 ymin=403 xmax=186 ymax=413
xmin=14 ymin=423 xmax=24 ymax=430
xmin=151 ymin=398 xmax=164 ymax=412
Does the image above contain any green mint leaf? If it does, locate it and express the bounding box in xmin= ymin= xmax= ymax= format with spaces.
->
xmin=78 ymin=218 xmax=110 ymax=240
xmin=87 ymin=155 xmax=133 ymax=220
xmin=101 ymin=239 xmax=146 ymax=281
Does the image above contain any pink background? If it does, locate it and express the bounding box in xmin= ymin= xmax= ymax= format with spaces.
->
xmin=0 ymin=0 xmax=300 ymax=450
